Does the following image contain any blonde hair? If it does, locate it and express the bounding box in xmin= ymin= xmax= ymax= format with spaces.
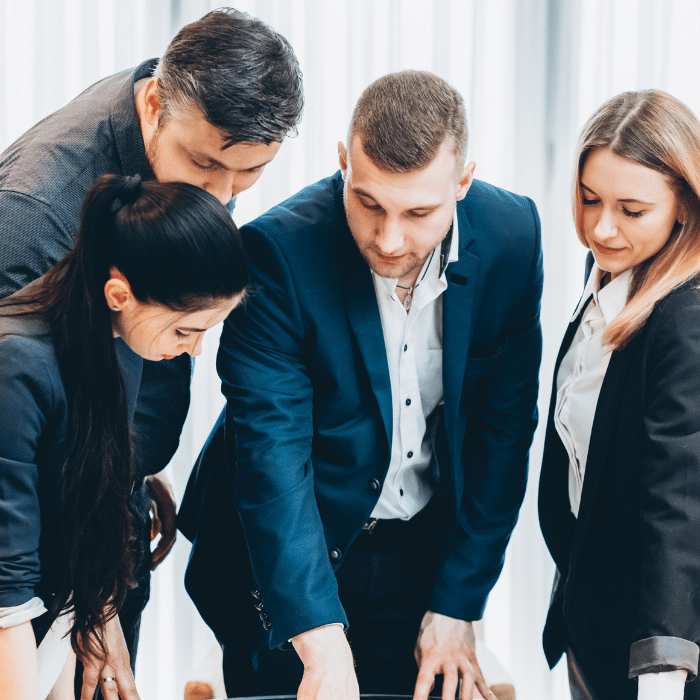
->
xmin=573 ymin=89 xmax=700 ymax=349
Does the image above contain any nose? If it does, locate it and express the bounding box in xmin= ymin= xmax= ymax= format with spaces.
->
xmin=375 ymin=216 xmax=404 ymax=256
xmin=188 ymin=333 xmax=205 ymax=357
xmin=204 ymin=174 xmax=235 ymax=206
xmin=594 ymin=207 xmax=618 ymax=242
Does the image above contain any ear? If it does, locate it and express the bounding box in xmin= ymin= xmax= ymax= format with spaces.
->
xmin=455 ymin=161 xmax=476 ymax=200
xmin=104 ymin=270 xmax=134 ymax=312
xmin=338 ymin=141 xmax=348 ymax=179
xmin=141 ymin=77 xmax=162 ymax=130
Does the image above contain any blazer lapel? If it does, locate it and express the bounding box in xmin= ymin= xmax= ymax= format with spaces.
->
xmin=570 ymin=340 xmax=636 ymax=562
xmin=442 ymin=246 xmax=479 ymax=456
xmin=341 ymin=236 xmax=393 ymax=446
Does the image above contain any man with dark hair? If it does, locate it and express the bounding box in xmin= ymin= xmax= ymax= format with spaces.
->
xmin=182 ymin=70 xmax=542 ymax=700
xmin=0 ymin=6 xmax=302 ymax=693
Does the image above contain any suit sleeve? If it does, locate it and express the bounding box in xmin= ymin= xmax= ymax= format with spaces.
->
xmin=627 ymin=294 xmax=700 ymax=680
xmin=0 ymin=191 xmax=75 ymax=298
xmin=0 ymin=336 xmax=55 ymax=607
xmin=430 ymin=197 xmax=544 ymax=620
xmin=217 ymin=225 xmax=348 ymax=649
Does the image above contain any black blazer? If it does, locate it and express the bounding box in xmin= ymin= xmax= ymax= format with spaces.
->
xmin=539 ymin=274 xmax=700 ymax=699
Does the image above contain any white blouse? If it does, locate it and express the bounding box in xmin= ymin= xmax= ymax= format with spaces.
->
xmin=554 ymin=264 xmax=631 ymax=517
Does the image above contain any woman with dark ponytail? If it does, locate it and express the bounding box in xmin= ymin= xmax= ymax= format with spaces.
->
xmin=0 ymin=174 xmax=247 ymax=700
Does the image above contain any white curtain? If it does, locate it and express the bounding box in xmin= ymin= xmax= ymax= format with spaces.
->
xmin=4 ymin=1 xmax=700 ymax=698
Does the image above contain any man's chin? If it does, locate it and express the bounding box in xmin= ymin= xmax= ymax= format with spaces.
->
xmin=366 ymin=256 xmax=415 ymax=281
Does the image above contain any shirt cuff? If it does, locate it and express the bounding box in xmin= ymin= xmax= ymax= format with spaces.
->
xmin=629 ymin=637 xmax=699 ymax=681
xmin=0 ymin=597 xmax=47 ymax=628
xmin=637 ymin=671 xmax=687 ymax=700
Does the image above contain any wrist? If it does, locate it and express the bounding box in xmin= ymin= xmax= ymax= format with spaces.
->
xmin=291 ymin=624 xmax=350 ymax=667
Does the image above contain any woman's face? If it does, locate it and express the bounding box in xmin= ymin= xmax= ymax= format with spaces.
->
xmin=580 ymin=147 xmax=683 ymax=279
xmin=112 ymin=296 xmax=241 ymax=362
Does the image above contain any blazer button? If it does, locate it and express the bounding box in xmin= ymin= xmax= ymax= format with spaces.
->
xmin=251 ymin=589 xmax=262 ymax=600
xmin=329 ymin=547 xmax=342 ymax=561
xmin=369 ymin=478 xmax=381 ymax=492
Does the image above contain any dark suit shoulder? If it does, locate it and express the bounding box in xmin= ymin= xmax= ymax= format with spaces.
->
xmin=0 ymin=319 xmax=59 ymax=381
xmin=0 ymin=70 xmax=129 ymax=211
xmin=466 ymin=178 xmax=534 ymax=211
xmin=653 ymin=276 xmax=700 ymax=315
xmin=242 ymin=172 xmax=345 ymax=247
xmin=641 ymin=278 xmax=700 ymax=356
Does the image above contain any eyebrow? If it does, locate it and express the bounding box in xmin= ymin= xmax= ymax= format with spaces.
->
xmin=580 ymin=183 xmax=653 ymax=206
xmin=352 ymin=186 xmax=440 ymax=211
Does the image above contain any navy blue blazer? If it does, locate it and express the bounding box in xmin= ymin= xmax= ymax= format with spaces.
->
xmin=181 ymin=171 xmax=543 ymax=654
xmin=0 ymin=314 xmax=142 ymax=630
xmin=539 ymin=274 xmax=700 ymax=699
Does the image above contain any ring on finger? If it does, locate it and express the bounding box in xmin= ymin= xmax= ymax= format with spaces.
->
xmin=102 ymin=677 xmax=116 ymax=683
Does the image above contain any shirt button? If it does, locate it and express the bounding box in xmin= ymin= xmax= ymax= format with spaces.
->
xmin=404 ymin=344 xmax=407 ymax=352
xmin=407 ymin=451 xmax=413 ymax=458
xmin=400 ymin=488 xmax=404 ymax=496
xmin=369 ymin=478 xmax=381 ymax=492
xmin=329 ymin=547 xmax=342 ymax=561
xmin=405 ymin=398 xmax=411 ymax=406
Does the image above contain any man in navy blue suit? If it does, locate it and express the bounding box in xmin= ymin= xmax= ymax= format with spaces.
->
xmin=181 ymin=70 xmax=543 ymax=700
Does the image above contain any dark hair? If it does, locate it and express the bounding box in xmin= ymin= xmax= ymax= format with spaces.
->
xmin=154 ymin=7 xmax=304 ymax=146
xmin=0 ymin=174 xmax=247 ymax=660
xmin=348 ymin=70 xmax=468 ymax=173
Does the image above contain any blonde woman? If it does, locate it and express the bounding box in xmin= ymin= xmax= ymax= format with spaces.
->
xmin=539 ymin=90 xmax=700 ymax=700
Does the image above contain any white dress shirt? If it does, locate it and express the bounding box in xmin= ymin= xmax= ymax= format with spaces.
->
xmin=370 ymin=216 xmax=459 ymax=520
xmin=554 ymin=263 xmax=685 ymax=700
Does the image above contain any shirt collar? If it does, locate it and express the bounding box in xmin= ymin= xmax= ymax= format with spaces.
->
xmin=110 ymin=58 xmax=157 ymax=181
xmin=445 ymin=213 xmax=460 ymax=270
xmin=571 ymin=262 xmax=632 ymax=325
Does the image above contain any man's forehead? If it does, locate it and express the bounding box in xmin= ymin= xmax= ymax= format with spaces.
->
xmin=346 ymin=138 xmax=456 ymax=208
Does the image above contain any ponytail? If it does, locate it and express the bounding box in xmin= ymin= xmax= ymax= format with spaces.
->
xmin=44 ymin=175 xmax=143 ymax=660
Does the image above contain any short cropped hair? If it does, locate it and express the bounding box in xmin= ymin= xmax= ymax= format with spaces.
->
xmin=348 ymin=71 xmax=468 ymax=172
xmin=153 ymin=8 xmax=304 ymax=146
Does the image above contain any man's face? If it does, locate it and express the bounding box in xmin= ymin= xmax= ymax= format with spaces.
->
xmin=339 ymin=136 xmax=474 ymax=285
xmin=139 ymin=80 xmax=281 ymax=205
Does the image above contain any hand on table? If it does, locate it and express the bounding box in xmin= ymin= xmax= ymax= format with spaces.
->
xmin=292 ymin=624 xmax=360 ymax=700
xmin=413 ymin=612 xmax=496 ymax=700
xmin=80 ymin=614 xmax=140 ymax=700
xmin=146 ymin=470 xmax=177 ymax=570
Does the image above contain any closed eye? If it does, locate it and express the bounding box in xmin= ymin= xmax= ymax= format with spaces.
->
xmin=622 ymin=207 xmax=644 ymax=218
xmin=192 ymin=160 xmax=216 ymax=171
xmin=582 ymin=197 xmax=600 ymax=206
xmin=175 ymin=330 xmax=191 ymax=338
